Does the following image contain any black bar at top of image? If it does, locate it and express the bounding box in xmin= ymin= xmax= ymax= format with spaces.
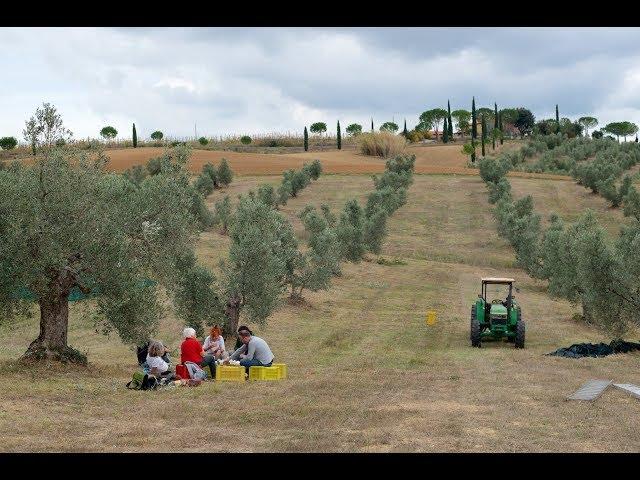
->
xmin=0 ymin=3 xmax=638 ymax=27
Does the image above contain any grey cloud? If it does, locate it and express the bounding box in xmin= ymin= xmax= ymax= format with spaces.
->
xmin=1 ymin=27 xmax=640 ymax=139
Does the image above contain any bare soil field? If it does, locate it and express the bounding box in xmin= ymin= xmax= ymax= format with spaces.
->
xmin=26 ymin=141 xmax=568 ymax=180
xmin=0 ymin=173 xmax=637 ymax=452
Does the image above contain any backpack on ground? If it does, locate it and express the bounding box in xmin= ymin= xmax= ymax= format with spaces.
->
xmin=126 ymin=371 xmax=160 ymax=390
xmin=185 ymin=361 xmax=208 ymax=381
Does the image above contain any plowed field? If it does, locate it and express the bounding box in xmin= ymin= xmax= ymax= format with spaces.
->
xmin=79 ymin=142 xmax=569 ymax=179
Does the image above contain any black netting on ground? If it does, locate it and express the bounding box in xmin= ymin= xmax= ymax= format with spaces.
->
xmin=547 ymin=340 xmax=640 ymax=358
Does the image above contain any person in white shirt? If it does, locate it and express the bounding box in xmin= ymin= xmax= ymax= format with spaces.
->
xmin=146 ymin=340 xmax=170 ymax=376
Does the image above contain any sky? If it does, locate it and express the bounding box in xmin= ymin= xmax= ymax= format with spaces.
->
xmin=2 ymin=27 xmax=640 ymax=141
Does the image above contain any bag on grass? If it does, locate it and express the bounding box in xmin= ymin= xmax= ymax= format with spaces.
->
xmin=126 ymin=371 xmax=159 ymax=390
xmin=185 ymin=361 xmax=208 ymax=381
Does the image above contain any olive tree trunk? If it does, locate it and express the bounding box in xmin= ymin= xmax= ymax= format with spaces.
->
xmin=22 ymin=272 xmax=87 ymax=364
xmin=22 ymin=294 xmax=85 ymax=364
xmin=223 ymin=296 xmax=241 ymax=340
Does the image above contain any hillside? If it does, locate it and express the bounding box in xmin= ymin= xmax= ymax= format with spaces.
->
xmin=1 ymin=170 xmax=638 ymax=452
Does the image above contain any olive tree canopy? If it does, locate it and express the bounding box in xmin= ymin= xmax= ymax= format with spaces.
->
xmin=0 ymin=146 xmax=206 ymax=364
xmin=23 ymin=103 xmax=73 ymax=156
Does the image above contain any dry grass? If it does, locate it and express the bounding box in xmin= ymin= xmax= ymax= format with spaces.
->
xmin=1 ymin=174 xmax=638 ymax=452
xmin=14 ymin=140 xmax=568 ymax=180
xmin=509 ymin=177 xmax=631 ymax=237
xmin=357 ymin=132 xmax=407 ymax=158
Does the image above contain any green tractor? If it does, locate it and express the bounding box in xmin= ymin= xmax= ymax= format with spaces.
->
xmin=470 ymin=277 xmax=525 ymax=348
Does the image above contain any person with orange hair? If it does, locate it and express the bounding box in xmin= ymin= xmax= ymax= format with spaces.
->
xmin=203 ymin=325 xmax=226 ymax=361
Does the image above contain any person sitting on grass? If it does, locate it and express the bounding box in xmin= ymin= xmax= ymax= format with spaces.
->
xmin=203 ymin=325 xmax=226 ymax=360
xmin=180 ymin=327 xmax=217 ymax=379
xmin=229 ymin=328 xmax=274 ymax=373
xmin=146 ymin=340 xmax=175 ymax=380
xmin=233 ymin=325 xmax=251 ymax=352
xmin=137 ymin=339 xmax=171 ymax=372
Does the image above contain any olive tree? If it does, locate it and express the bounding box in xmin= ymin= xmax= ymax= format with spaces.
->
xmin=0 ymin=147 xmax=205 ymax=364
xmin=213 ymin=195 xmax=232 ymax=234
xmin=218 ymin=196 xmax=287 ymax=336
xmin=286 ymin=207 xmax=342 ymax=300
xmin=194 ymin=172 xmax=215 ymax=196
xmin=216 ymin=159 xmax=234 ymax=187
xmin=277 ymin=181 xmax=292 ymax=206
xmin=202 ymin=163 xmax=219 ymax=188
xmin=23 ymin=103 xmax=73 ymax=157
xmin=257 ymin=183 xmax=277 ymax=208
xmin=335 ymin=199 xmax=366 ymax=262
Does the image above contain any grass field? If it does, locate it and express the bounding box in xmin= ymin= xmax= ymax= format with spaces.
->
xmin=14 ymin=140 xmax=569 ymax=180
xmin=1 ymin=167 xmax=638 ymax=452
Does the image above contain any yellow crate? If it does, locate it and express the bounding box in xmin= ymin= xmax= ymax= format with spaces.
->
xmin=272 ymin=363 xmax=287 ymax=379
xmin=248 ymin=366 xmax=265 ymax=381
xmin=248 ymin=366 xmax=282 ymax=381
xmin=215 ymin=365 xmax=245 ymax=382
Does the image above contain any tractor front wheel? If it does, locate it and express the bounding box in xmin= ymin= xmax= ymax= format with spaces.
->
xmin=515 ymin=317 xmax=525 ymax=349
xmin=470 ymin=306 xmax=481 ymax=348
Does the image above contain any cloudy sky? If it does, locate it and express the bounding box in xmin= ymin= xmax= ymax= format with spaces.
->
xmin=2 ymin=27 xmax=640 ymax=141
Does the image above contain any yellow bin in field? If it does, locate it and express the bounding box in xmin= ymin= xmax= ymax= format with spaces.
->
xmin=216 ymin=365 xmax=245 ymax=382
xmin=272 ymin=363 xmax=287 ymax=379
xmin=248 ymin=365 xmax=283 ymax=381
xmin=426 ymin=310 xmax=437 ymax=326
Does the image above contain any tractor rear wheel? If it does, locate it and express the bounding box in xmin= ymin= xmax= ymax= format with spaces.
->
xmin=515 ymin=316 xmax=525 ymax=349
xmin=470 ymin=306 xmax=481 ymax=348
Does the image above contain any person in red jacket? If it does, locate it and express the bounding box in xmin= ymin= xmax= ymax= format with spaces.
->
xmin=180 ymin=327 xmax=217 ymax=378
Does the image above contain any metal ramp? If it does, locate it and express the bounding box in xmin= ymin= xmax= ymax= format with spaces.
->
xmin=567 ymin=379 xmax=612 ymax=401
xmin=613 ymin=383 xmax=640 ymax=400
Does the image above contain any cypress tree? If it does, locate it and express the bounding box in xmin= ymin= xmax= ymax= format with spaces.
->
xmin=337 ymin=121 xmax=342 ymax=150
xmin=447 ymin=100 xmax=453 ymax=139
xmin=403 ymin=119 xmax=408 ymax=137
xmin=555 ymin=104 xmax=560 ymax=133
xmin=493 ymin=103 xmax=498 ymax=150
xmin=471 ymin=97 xmax=477 ymax=140
xmin=132 ymin=123 xmax=137 ymax=148
xmin=481 ymin=115 xmax=487 ymax=157
xmin=499 ymin=111 xmax=504 ymax=145
xmin=442 ymin=117 xmax=449 ymax=143
xmin=304 ymin=126 xmax=309 ymax=152
xmin=471 ymin=97 xmax=477 ymax=163
xmin=371 ymin=118 xmax=374 ymax=132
